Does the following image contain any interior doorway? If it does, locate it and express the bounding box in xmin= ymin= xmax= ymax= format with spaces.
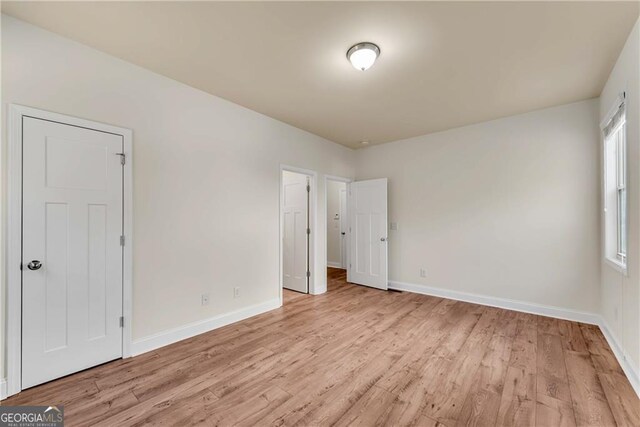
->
xmin=325 ymin=175 xmax=351 ymax=295
xmin=326 ymin=179 xmax=348 ymax=270
xmin=280 ymin=167 xmax=315 ymax=295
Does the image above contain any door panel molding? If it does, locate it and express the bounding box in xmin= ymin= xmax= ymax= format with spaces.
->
xmin=6 ymin=105 xmax=133 ymax=397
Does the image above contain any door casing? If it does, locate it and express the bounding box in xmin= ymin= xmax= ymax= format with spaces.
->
xmin=6 ymin=105 xmax=134 ymax=397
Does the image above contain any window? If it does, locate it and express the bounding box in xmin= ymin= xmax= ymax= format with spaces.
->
xmin=603 ymin=96 xmax=627 ymax=269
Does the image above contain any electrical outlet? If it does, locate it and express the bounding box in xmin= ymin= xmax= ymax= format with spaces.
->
xmin=234 ymin=287 xmax=240 ymax=298
xmin=390 ymin=222 xmax=398 ymax=231
xmin=201 ymin=293 xmax=210 ymax=306
xmin=420 ymin=268 xmax=427 ymax=278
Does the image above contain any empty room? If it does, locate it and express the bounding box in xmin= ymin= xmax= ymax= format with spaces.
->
xmin=1 ymin=1 xmax=639 ymax=426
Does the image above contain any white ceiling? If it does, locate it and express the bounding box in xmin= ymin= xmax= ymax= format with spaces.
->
xmin=2 ymin=1 xmax=638 ymax=148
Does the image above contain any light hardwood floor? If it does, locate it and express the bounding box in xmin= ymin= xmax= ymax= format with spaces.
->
xmin=4 ymin=268 xmax=639 ymax=426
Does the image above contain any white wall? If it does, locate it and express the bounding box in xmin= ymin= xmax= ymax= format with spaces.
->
xmin=0 ymin=15 xmax=355 ymax=379
xmin=326 ymin=180 xmax=346 ymax=267
xmin=355 ymin=99 xmax=601 ymax=314
xmin=600 ymin=18 xmax=640 ymax=377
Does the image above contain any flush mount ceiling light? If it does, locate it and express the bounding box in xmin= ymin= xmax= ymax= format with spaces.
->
xmin=347 ymin=42 xmax=380 ymax=71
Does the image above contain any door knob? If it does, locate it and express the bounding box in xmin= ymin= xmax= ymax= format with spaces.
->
xmin=27 ymin=260 xmax=42 ymax=271
xmin=380 ymin=237 xmax=387 ymax=242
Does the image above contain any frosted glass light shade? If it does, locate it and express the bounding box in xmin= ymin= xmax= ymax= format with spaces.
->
xmin=347 ymin=43 xmax=380 ymax=71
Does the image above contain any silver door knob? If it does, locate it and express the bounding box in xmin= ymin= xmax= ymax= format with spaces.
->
xmin=380 ymin=237 xmax=387 ymax=242
xmin=27 ymin=260 xmax=42 ymax=271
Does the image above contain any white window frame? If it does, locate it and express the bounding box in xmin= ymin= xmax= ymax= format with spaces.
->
xmin=614 ymin=120 xmax=626 ymax=264
xmin=602 ymin=94 xmax=627 ymax=273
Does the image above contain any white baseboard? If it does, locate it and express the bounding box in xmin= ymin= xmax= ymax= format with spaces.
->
xmin=389 ymin=280 xmax=639 ymax=398
xmin=389 ymin=281 xmax=599 ymax=325
xmin=598 ymin=318 xmax=640 ymax=398
xmin=131 ymin=298 xmax=281 ymax=356
xmin=0 ymin=378 xmax=7 ymax=400
xmin=327 ymin=262 xmax=345 ymax=269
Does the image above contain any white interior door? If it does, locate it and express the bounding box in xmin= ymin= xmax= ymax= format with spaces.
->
xmin=282 ymin=171 xmax=309 ymax=293
xmin=348 ymin=178 xmax=388 ymax=290
xmin=339 ymin=187 xmax=347 ymax=269
xmin=22 ymin=117 xmax=124 ymax=389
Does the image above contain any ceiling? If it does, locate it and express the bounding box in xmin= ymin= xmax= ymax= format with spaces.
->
xmin=2 ymin=2 xmax=638 ymax=148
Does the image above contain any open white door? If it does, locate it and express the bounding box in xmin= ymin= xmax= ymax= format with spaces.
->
xmin=21 ymin=117 xmax=124 ymax=389
xmin=348 ymin=178 xmax=388 ymax=290
xmin=282 ymin=171 xmax=309 ymax=293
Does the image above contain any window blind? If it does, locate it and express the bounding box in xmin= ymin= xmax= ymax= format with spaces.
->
xmin=603 ymin=93 xmax=625 ymax=137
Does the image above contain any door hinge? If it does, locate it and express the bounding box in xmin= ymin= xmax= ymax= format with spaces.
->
xmin=19 ymin=262 xmax=23 ymax=271
xmin=306 ymin=271 xmax=311 ymax=278
xmin=306 ymin=228 xmax=311 ymax=235
xmin=116 ymin=153 xmax=126 ymax=165
xmin=306 ymin=185 xmax=310 ymax=192
xmin=119 ymin=316 xmax=124 ymax=328
xmin=120 ymin=235 xmax=125 ymax=246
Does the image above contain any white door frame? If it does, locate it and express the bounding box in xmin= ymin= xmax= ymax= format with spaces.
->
xmin=279 ymin=165 xmax=317 ymax=301
xmin=6 ymin=105 xmax=134 ymax=397
xmin=324 ymin=175 xmax=352 ymax=278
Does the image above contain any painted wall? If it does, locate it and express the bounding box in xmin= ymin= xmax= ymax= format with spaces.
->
xmin=327 ymin=180 xmax=346 ymax=267
xmin=0 ymin=15 xmax=355 ymax=379
xmin=599 ymin=18 xmax=640 ymax=376
xmin=355 ymin=99 xmax=601 ymax=314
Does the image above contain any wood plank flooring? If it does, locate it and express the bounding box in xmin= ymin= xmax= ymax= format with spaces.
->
xmin=4 ymin=268 xmax=639 ymax=426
